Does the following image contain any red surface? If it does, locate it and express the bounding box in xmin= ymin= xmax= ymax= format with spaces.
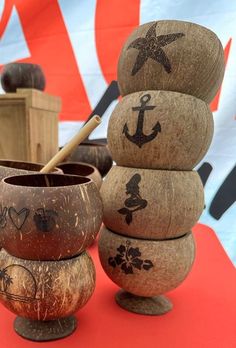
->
xmin=0 ymin=224 xmax=235 ymax=348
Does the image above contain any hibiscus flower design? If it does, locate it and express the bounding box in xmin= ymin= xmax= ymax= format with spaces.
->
xmin=108 ymin=241 xmax=154 ymax=274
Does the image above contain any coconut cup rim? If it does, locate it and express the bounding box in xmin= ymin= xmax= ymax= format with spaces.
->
xmin=2 ymin=173 xmax=93 ymax=189
xmin=0 ymin=247 xmax=88 ymax=264
xmin=106 ymin=227 xmax=191 ymax=243
xmin=57 ymin=161 xmax=97 ymax=176
xmin=0 ymin=159 xmax=62 ymax=173
xmin=3 ymin=62 xmax=43 ymax=69
xmin=109 ymin=165 xmax=196 ymax=175
xmin=124 ymin=19 xmax=222 ymax=45
xmin=116 ymin=89 xmax=210 ymax=105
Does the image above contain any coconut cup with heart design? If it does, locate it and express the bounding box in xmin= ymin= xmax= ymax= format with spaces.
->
xmin=108 ymin=90 xmax=213 ymax=170
xmin=98 ymin=226 xmax=195 ymax=315
xmin=100 ymin=166 xmax=204 ymax=240
xmin=65 ymin=140 xmax=113 ymax=177
xmin=0 ymin=173 xmax=103 ymax=260
xmin=118 ymin=20 xmax=225 ymax=103
xmin=0 ymin=248 xmax=95 ymax=341
xmin=57 ymin=162 xmax=102 ymax=189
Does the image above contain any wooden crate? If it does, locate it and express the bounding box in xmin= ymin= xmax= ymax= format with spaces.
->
xmin=0 ymin=88 xmax=61 ymax=164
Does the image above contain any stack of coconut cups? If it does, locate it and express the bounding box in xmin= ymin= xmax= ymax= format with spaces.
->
xmin=0 ymin=173 xmax=103 ymax=341
xmin=98 ymin=20 xmax=225 ymax=315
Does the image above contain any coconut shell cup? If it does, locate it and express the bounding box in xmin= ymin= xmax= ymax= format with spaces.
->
xmin=1 ymin=63 xmax=46 ymax=92
xmin=101 ymin=166 xmax=204 ymax=239
xmin=65 ymin=141 xmax=113 ymax=177
xmin=118 ymin=20 xmax=225 ymax=103
xmin=0 ymin=248 xmax=95 ymax=341
xmin=108 ymin=91 xmax=213 ymax=170
xmin=98 ymin=226 xmax=195 ymax=315
xmin=0 ymin=174 xmax=103 ymax=260
xmin=0 ymin=159 xmax=62 ymax=181
xmin=57 ymin=162 xmax=102 ymax=189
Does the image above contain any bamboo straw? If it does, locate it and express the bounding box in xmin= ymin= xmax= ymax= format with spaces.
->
xmin=40 ymin=115 xmax=101 ymax=174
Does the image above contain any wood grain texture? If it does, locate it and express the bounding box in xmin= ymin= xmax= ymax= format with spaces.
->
xmin=101 ymin=166 xmax=204 ymax=239
xmin=0 ymin=174 xmax=103 ymax=260
xmin=118 ymin=20 xmax=225 ymax=103
xmin=98 ymin=226 xmax=195 ymax=297
xmin=0 ymin=89 xmax=60 ymax=163
xmin=108 ymin=90 xmax=213 ymax=170
xmin=0 ymin=249 xmax=96 ymax=321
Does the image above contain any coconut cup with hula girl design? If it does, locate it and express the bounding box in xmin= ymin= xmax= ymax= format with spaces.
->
xmin=0 ymin=173 xmax=103 ymax=260
xmin=0 ymin=248 xmax=95 ymax=341
xmin=98 ymin=226 xmax=195 ymax=315
xmin=100 ymin=166 xmax=204 ymax=240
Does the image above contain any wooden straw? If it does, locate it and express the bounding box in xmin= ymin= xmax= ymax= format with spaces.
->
xmin=40 ymin=115 xmax=101 ymax=174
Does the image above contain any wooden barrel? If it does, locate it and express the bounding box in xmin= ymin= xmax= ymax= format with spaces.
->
xmin=108 ymin=90 xmax=213 ymax=170
xmin=101 ymin=166 xmax=204 ymax=239
xmin=118 ymin=20 xmax=225 ymax=103
xmin=98 ymin=226 xmax=195 ymax=297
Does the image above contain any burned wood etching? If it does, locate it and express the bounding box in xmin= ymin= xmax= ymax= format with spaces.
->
xmin=118 ymin=174 xmax=147 ymax=224
xmin=33 ymin=208 xmax=58 ymax=232
xmin=123 ymin=94 xmax=161 ymax=148
xmin=128 ymin=22 xmax=185 ymax=75
xmin=8 ymin=207 xmax=30 ymax=230
xmin=108 ymin=240 xmax=154 ymax=274
xmin=0 ymin=264 xmax=38 ymax=303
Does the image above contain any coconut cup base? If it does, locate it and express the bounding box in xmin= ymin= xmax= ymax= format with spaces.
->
xmin=115 ymin=290 xmax=173 ymax=315
xmin=14 ymin=315 xmax=77 ymax=341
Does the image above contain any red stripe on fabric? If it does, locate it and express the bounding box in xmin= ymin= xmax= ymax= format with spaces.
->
xmin=6 ymin=0 xmax=91 ymax=121
xmin=210 ymin=38 xmax=232 ymax=113
xmin=95 ymin=0 xmax=140 ymax=84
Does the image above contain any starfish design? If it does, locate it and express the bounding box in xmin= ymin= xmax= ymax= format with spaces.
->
xmin=127 ymin=22 xmax=185 ymax=75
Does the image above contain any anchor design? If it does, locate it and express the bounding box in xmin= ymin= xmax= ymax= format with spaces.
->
xmin=123 ymin=94 xmax=161 ymax=148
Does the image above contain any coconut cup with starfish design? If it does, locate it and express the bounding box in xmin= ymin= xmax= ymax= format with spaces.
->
xmin=118 ymin=20 xmax=225 ymax=103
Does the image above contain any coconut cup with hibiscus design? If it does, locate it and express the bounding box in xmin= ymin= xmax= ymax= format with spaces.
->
xmin=98 ymin=226 xmax=195 ymax=315
xmin=0 ymin=248 xmax=95 ymax=341
xmin=0 ymin=173 xmax=103 ymax=260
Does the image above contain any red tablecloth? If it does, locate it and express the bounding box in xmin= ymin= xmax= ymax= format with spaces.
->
xmin=0 ymin=224 xmax=235 ymax=348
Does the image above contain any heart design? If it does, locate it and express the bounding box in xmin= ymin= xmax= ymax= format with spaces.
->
xmin=8 ymin=207 xmax=30 ymax=230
